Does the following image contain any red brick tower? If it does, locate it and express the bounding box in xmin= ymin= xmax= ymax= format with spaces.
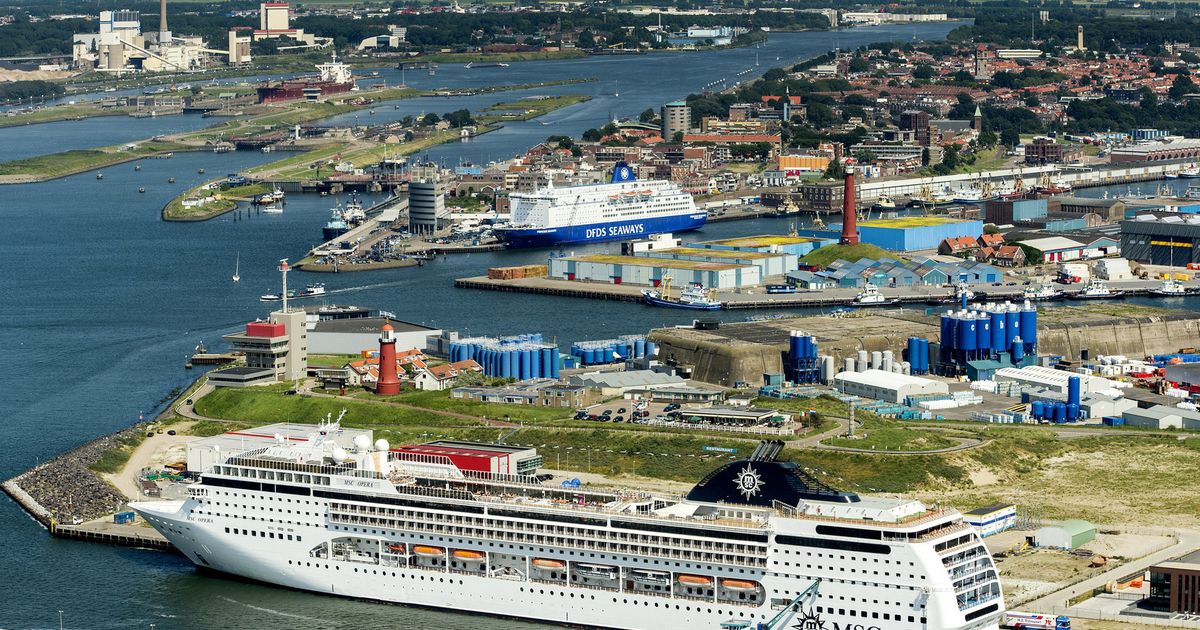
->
xmin=840 ymin=170 xmax=859 ymax=245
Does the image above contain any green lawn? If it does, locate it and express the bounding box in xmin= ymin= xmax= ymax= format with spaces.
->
xmin=0 ymin=140 xmax=188 ymax=179
xmin=195 ymin=387 xmax=486 ymax=429
xmin=0 ymin=104 xmax=127 ymax=129
xmin=354 ymin=388 xmax=573 ymax=423
xmin=822 ymin=425 xmax=958 ymax=451
xmin=801 ymin=242 xmax=894 ymax=267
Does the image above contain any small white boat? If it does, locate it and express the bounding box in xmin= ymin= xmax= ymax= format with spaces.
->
xmin=1023 ymin=283 xmax=1063 ymax=301
xmin=1150 ymin=277 xmax=1189 ymax=297
xmin=852 ymin=283 xmax=899 ymax=306
xmin=1070 ymin=279 xmax=1123 ymax=300
xmin=232 ymin=252 xmax=240 ymax=283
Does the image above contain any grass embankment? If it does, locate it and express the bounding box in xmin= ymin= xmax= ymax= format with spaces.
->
xmin=800 ymin=242 xmax=894 ymax=267
xmin=421 ymin=50 xmax=587 ymax=64
xmin=0 ymin=139 xmax=189 ymax=182
xmin=479 ymin=94 xmax=591 ymax=123
xmin=0 ymin=103 xmax=129 ymax=129
xmin=354 ymin=388 xmax=572 ymax=423
xmin=162 ymin=181 xmax=270 ymax=221
xmin=251 ymin=127 xmax=478 ymax=181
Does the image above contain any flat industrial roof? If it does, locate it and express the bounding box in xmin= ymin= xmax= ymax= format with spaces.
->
xmin=312 ymin=317 xmax=437 ymax=334
xmin=213 ymin=366 xmax=275 ymax=376
xmin=834 ymin=368 xmax=940 ymax=389
xmin=964 ymin=503 xmax=1015 ymax=516
xmin=699 ymin=235 xmax=824 ymax=247
xmin=566 ymin=254 xmax=748 ymax=271
xmin=419 ymin=440 xmax=533 ymax=455
xmin=656 ymin=247 xmax=787 ymax=260
xmin=858 ymin=216 xmax=971 ymax=228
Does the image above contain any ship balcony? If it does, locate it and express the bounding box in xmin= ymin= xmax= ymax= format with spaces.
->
xmin=947 ymin=559 xmax=994 ymax=581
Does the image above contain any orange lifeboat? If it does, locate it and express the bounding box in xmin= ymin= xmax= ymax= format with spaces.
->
xmin=387 ymin=543 xmax=406 ymax=553
xmin=720 ymin=579 xmax=759 ymax=591
xmin=412 ymin=545 xmax=444 ymax=557
xmin=532 ymin=558 xmax=567 ymax=569
xmin=677 ymin=574 xmax=714 ymax=586
xmin=453 ymin=549 xmax=486 ymax=561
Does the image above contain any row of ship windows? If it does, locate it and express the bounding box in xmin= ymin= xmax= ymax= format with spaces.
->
xmin=329 ymin=524 xmax=757 ymax=574
xmin=284 ymin=559 xmax=769 ymax=622
xmin=330 ymin=515 xmax=758 ymax=567
xmin=224 ymin=527 xmax=302 ymax=542
xmin=773 ymin=561 xmax=925 ymax=580
xmin=814 ymin=606 xmax=925 ymax=625
xmin=329 ymin=504 xmax=764 ymax=557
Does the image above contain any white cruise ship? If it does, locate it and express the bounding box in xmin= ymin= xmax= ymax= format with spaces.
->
xmin=132 ymin=424 xmax=1005 ymax=630
xmin=495 ymin=162 xmax=706 ymax=248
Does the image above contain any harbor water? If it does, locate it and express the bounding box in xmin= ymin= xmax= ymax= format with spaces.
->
xmin=6 ymin=22 xmax=1180 ymax=629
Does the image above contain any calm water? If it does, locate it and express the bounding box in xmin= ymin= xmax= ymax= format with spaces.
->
xmin=8 ymin=22 xmax=1133 ymax=630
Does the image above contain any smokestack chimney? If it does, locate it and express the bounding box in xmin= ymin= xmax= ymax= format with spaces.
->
xmin=840 ymin=169 xmax=859 ymax=245
xmin=160 ymin=0 xmax=169 ymax=39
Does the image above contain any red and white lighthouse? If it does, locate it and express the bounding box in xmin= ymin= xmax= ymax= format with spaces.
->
xmin=376 ymin=322 xmax=400 ymax=395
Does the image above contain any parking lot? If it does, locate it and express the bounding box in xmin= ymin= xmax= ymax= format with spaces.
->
xmin=575 ymin=399 xmax=683 ymax=424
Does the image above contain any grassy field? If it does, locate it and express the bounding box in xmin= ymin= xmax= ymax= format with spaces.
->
xmin=800 ymin=242 xmax=894 ymax=267
xmin=359 ymin=388 xmax=574 ymax=423
xmin=822 ymin=424 xmax=959 ymax=451
xmin=0 ymin=140 xmax=189 ymax=181
xmin=0 ymin=104 xmax=128 ymax=129
xmin=195 ymin=386 xmax=492 ymax=429
xmin=162 ymin=181 xmax=270 ymax=221
xmin=307 ymin=353 xmax=363 ymax=367
xmin=88 ymin=432 xmax=147 ymax=474
xmin=480 ymin=94 xmax=591 ymax=123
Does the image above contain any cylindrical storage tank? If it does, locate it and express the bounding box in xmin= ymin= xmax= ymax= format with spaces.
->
xmin=634 ymin=338 xmax=646 ymax=358
xmin=901 ymin=361 xmax=911 ymax=375
xmin=990 ymin=310 xmax=1006 ymax=352
xmin=918 ymin=338 xmax=930 ymax=374
xmin=940 ymin=313 xmax=955 ymax=361
xmin=871 ymin=350 xmax=882 ymax=370
xmin=550 ymin=350 xmax=561 ymax=378
xmin=907 ymin=337 xmax=920 ymax=368
xmin=1020 ymin=306 xmax=1037 ymax=349
xmin=646 ymin=341 xmax=656 ymax=358
xmin=809 ymin=337 xmax=818 ymax=358
xmin=822 ymin=356 xmax=835 ymax=383
xmin=1030 ymin=401 xmax=1042 ymax=419
xmin=501 ymin=351 xmax=512 ymax=379
xmin=928 ymin=341 xmax=941 ymax=373
xmin=1054 ymin=402 xmax=1066 ymax=423
xmin=1012 ymin=337 xmax=1025 ymax=362
xmin=584 ymin=348 xmax=596 ymax=365
xmin=1067 ymin=403 xmax=1080 ymax=421
xmin=1068 ymin=376 xmax=1082 ymax=407
xmin=958 ymin=315 xmax=978 ymax=354
xmin=881 ymin=357 xmax=893 ymax=372
xmin=843 ymin=358 xmax=855 ymax=373
xmin=541 ymin=348 xmax=553 ymax=377
xmin=857 ymin=350 xmax=868 ymax=371
xmin=531 ymin=349 xmax=542 ymax=378
xmin=882 ymin=349 xmax=894 ymax=364
xmin=976 ymin=314 xmax=992 ymax=354
xmin=789 ymin=332 xmax=800 ymax=363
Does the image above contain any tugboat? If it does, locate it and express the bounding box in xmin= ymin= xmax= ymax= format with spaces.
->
xmin=852 ymin=283 xmax=900 ymax=306
xmin=322 ymin=208 xmax=350 ymax=241
xmin=1023 ymin=283 xmax=1064 ymax=302
xmin=260 ymin=283 xmax=326 ymax=302
xmin=934 ymin=283 xmax=979 ymax=305
xmin=641 ymin=278 xmax=721 ymax=310
xmin=1149 ymin=277 xmax=1190 ymax=297
xmin=1070 ymin=279 xmax=1124 ymax=300
xmin=342 ymin=194 xmax=366 ymax=226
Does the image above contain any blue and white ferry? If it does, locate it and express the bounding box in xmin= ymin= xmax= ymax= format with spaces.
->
xmin=495 ymin=162 xmax=706 ymax=248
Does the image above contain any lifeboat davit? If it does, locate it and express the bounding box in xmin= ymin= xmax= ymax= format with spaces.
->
xmin=413 ymin=545 xmax=445 ymax=557
xmin=532 ymin=558 xmax=567 ymax=569
xmin=720 ymin=579 xmax=759 ymax=591
xmin=678 ymin=574 xmax=714 ymax=586
xmin=453 ymin=549 xmax=486 ymax=561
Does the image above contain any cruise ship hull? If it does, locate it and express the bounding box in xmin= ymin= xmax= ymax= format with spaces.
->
xmin=497 ymin=213 xmax=707 ymax=248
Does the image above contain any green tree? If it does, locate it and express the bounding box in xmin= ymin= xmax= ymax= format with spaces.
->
xmin=979 ymin=129 xmax=999 ymax=147
xmin=582 ymin=128 xmax=601 ymax=142
xmin=639 ymin=107 xmax=657 ymax=123
xmin=763 ymin=67 xmax=788 ymax=82
xmin=848 ymin=56 xmax=868 ymax=73
xmin=1001 ymin=128 xmax=1020 ymax=148
xmin=912 ymin=64 xmax=935 ymax=80
xmin=1170 ymin=74 xmax=1198 ymax=100
xmin=422 ymin=112 xmax=441 ymax=125
xmin=672 ymin=130 xmax=684 ymax=142
xmin=984 ymin=224 xmax=1000 ymax=234
xmin=921 ymin=147 xmax=931 ymax=167
xmin=577 ymin=30 xmax=595 ymax=49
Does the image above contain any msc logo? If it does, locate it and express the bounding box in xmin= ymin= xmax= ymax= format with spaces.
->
xmin=790 ymin=607 xmax=882 ymax=630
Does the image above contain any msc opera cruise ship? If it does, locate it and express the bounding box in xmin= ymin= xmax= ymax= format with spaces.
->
xmin=132 ymin=418 xmax=1005 ymax=630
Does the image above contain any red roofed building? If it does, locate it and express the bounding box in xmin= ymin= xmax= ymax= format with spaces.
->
xmin=939 ymin=236 xmax=980 ymax=257
xmin=391 ymin=440 xmax=542 ymax=476
xmin=413 ymin=359 xmax=483 ymax=391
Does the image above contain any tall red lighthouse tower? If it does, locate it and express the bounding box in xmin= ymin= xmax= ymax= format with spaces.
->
xmin=839 ymin=169 xmax=859 ymax=245
xmin=376 ymin=322 xmax=400 ymax=395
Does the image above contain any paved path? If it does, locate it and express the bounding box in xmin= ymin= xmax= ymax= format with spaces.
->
xmin=1024 ymin=528 xmax=1200 ymax=613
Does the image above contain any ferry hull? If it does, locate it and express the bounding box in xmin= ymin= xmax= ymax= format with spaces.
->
xmin=497 ymin=213 xmax=707 ymax=249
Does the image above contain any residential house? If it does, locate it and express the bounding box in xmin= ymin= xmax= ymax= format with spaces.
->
xmin=413 ymin=359 xmax=483 ymax=391
xmin=938 ymin=236 xmax=980 ymax=257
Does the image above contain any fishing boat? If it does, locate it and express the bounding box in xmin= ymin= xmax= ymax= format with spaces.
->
xmin=271 ymin=188 xmax=286 ymax=202
xmin=1035 ymin=172 xmax=1072 ymax=195
xmin=1023 ymin=283 xmax=1063 ymax=302
xmin=323 ymin=208 xmax=350 ymax=241
xmin=852 ymin=283 xmax=899 ymax=306
xmin=952 ymin=184 xmax=993 ymax=204
xmin=1070 ymin=279 xmax=1124 ymax=300
xmin=642 ymin=278 xmax=721 ymax=310
xmin=260 ymin=283 xmax=326 ymax=302
xmin=260 ymin=203 xmax=283 ymax=214
xmin=232 ymin=252 xmax=240 ymax=283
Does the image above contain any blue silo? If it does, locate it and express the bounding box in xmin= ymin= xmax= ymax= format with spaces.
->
xmin=635 ymin=338 xmax=646 ymax=358
xmin=907 ymin=337 xmax=920 ymax=368
xmin=1021 ymin=305 xmax=1038 ymax=353
xmin=1067 ymin=403 xmax=1080 ymax=422
xmin=990 ymin=310 xmax=1006 ymax=353
xmin=646 ymin=341 xmax=656 ymax=358
xmin=976 ymin=313 xmax=992 ymax=355
xmin=501 ymin=351 xmax=512 ymax=379
xmin=1068 ymin=376 xmax=1081 ymax=408
xmin=1012 ymin=337 xmax=1025 ymax=362
xmin=939 ymin=313 xmax=955 ymax=363
xmin=958 ymin=314 xmax=978 ymax=360
xmin=521 ymin=349 xmax=532 ymax=379
xmin=1031 ymin=400 xmax=1044 ymax=420
xmin=1054 ymin=402 xmax=1066 ymax=423
xmin=549 ymin=348 xmax=560 ymax=378
xmin=918 ymin=338 xmax=930 ymax=373
xmin=531 ymin=349 xmax=542 ymax=378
